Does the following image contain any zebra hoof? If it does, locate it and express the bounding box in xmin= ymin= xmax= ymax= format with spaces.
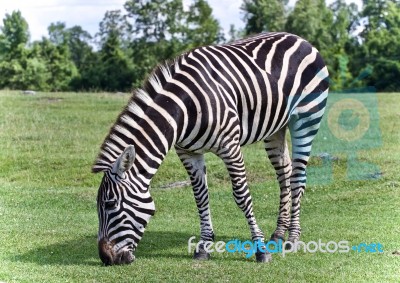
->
xmin=284 ymin=238 xmax=299 ymax=250
xmin=269 ymin=233 xmax=285 ymax=243
xmin=255 ymin=251 xmax=272 ymax=263
xmin=284 ymin=241 xmax=294 ymax=250
xmin=193 ymin=249 xmax=211 ymax=260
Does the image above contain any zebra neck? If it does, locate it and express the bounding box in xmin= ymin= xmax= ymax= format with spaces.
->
xmin=93 ymin=88 xmax=178 ymax=178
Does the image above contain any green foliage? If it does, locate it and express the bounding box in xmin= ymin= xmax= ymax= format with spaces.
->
xmin=1 ymin=1 xmax=400 ymax=91
xmin=97 ymin=10 xmax=131 ymax=48
xmin=184 ymin=0 xmax=225 ymax=48
xmin=67 ymin=26 xmax=93 ymax=69
xmin=0 ymin=11 xmax=38 ymax=90
xmin=92 ymin=10 xmax=136 ymax=92
xmin=124 ymin=0 xmax=186 ymax=41
xmin=359 ymin=0 xmax=400 ymax=91
xmin=239 ymin=0 xmax=400 ymax=91
xmin=124 ymin=0 xmax=186 ymax=86
xmin=241 ymin=0 xmax=288 ymax=34
xmin=48 ymin=22 xmax=68 ymax=46
xmin=283 ymin=0 xmax=358 ymax=91
xmin=0 ymin=12 xmax=79 ymax=91
xmin=0 ymin=11 xmax=29 ymax=55
xmin=329 ymin=54 xmax=352 ymax=91
xmin=227 ymin=24 xmax=245 ymax=42
xmin=125 ymin=0 xmax=223 ymax=87
xmin=324 ymin=1 xmax=359 ymax=90
xmin=35 ymin=38 xmax=78 ymax=91
xmin=99 ymin=30 xmax=135 ymax=91
xmin=286 ymin=0 xmax=334 ymax=54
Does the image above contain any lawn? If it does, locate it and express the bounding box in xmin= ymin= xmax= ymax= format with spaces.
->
xmin=0 ymin=90 xmax=399 ymax=282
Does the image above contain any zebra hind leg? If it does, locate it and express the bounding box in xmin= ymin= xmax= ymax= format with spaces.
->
xmin=216 ymin=143 xmax=272 ymax=263
xmin=176 ymin=149 xmax=214 ymax=260
xmin=264 ymin=127 xmax=292 ymax=243
xmin=287 ymin=108 xmax=325 ymax=244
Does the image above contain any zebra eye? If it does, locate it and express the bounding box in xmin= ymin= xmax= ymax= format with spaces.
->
xmin=104 ymin=200 xmax=117 ymax=210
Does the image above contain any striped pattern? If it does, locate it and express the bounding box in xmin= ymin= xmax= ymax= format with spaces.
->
xmin=93 ymin=32 xmax=329 ymax=264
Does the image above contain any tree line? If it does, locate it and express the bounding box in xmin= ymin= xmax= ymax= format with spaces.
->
xmin=0 ymin=0 xmax=399 ymax=92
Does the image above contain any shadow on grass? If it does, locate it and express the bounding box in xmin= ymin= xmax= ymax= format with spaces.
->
xmin=12 ymin=230 xmax=210 ymax=266
xmin=135 ymin=230 xmax=200 ymax=259
xmin=138 ymin=231 xmax=251 ymax=263
xmin=12 ymin=234 xmax=99 ymax=266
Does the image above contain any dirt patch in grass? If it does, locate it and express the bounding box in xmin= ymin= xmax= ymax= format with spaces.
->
xmin=40 ymin=97 xmax=64 ymax=103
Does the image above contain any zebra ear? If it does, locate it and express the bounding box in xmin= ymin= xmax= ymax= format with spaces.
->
xmin=112 ymin=145 xmax=136 ymax=178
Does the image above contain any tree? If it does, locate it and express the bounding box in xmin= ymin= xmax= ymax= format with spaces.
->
xmin=285 ymin=0 xmax=334 ymax=52
xmin=36 ymin=38 xmax=78 ymax=91
xmin=284 ymin=0 xmax=344 ymax=89
xmin=125 ymin=0 xmax=187 ymax=70
xmin=48 ymin=22 xmax=68 ymax=46
xmin=241 ymin=0 xmax=288 ymax=35
xmin=0 ymin=11 xmax=49 ymax=90
xmin=124 ymin=0 xmax=186 ymax=42
xmin=99 ymin=32 xmax=135 ymax=91
xmin=42 ymin=23 xmax=80 ymax=90
xmin=227 ymin=24 xmax=244 ymax=42
xmin=0 ymin=11 xmax=29 ymax=56
xmin=48 ymin=22 xmax=94 ymax=70
xmin=0 ymin=45 xmax=50 ymax=90
xmin=184 ymin=0 xmax=224 ymax=48
xmin=124 ymin=0 xmax=223 ymax=87
xmin=96 ymin=10 xmax=135 ymax=91
xmin=124 ymin=0 xmax=186 ymax=87
xmin=357 ymin=0 xmax=400 ymax=91
xmin=361 ymin=0 xmax=391 ymax=33
xmin=46 ymin=22 xmax=96 ymax=90
xmin=329 ymin=0 xmax=359 ymax=48
xmin=65 ymin=26 xmax=97 ymax=91
xmin=96 ymin=10 xmax=131 ymax=49
xmin=66 ymin=25 xmax=94 ymax=70
xmin=327 ymin=0 xmax=360 ymax=90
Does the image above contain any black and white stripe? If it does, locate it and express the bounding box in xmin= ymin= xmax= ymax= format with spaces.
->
xmin=93 ymin=32 xmax=329 ymax=265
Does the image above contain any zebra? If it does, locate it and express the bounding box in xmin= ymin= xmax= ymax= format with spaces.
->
xmin=92 ymin=32 xmax=329 ymax=265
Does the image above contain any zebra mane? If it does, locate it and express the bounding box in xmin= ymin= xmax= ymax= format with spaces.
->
xmin=146 ymin=57 xmax=180 ymax=94
xmin=92 ymin=59 xmax=178 ymax=173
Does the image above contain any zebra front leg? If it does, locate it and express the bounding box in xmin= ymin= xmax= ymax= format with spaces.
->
xmin=264 ymin=127 xmax=292 ymax=243
xmin=176 ymin=149 xmax=214 ymax=260
xmin=216 ymin=144 xmax=272 ymax=263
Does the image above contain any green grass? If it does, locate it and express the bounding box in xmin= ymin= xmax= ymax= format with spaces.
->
xmin=0 ymin=90 xmax=399 ymax=282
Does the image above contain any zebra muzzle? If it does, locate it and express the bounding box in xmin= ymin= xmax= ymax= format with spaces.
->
xmin=98 ymin=238 xmax=135 ymax=266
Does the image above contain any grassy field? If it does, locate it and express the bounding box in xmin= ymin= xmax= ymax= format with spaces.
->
xmin=0 ymin=90 xmax=399 ymax=282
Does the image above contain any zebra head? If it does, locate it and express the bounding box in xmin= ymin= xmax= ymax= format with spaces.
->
xmin=94 ymin=145 xmax=155 ymax=265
